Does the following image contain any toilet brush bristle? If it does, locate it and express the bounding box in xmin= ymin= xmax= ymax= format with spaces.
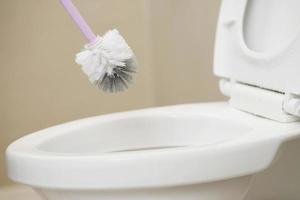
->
xmin=75 ymin=29 xmax=137 ymax=93
xmin=95 ymin=58 xmax=136 ymax=92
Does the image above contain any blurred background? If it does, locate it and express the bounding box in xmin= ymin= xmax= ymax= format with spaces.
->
xmin=0 ymin=0 xmax=223 ymax=198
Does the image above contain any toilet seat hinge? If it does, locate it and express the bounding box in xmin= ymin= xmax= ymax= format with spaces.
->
xmin=283 ymin=94 xmax=300 ymax=117
xmin=219 ymin=79 xmax=300 ymax=122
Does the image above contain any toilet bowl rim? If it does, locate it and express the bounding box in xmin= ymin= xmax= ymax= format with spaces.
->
xmin=6 ymin=102 xmax=300 ymax=189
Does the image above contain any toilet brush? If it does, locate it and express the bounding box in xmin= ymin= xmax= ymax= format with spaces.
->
xmin=59 ymin=0 xmax=136 ymax=93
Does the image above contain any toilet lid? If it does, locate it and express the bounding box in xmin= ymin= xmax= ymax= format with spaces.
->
xmin=214 ymin=0 xmax=300 ymax=95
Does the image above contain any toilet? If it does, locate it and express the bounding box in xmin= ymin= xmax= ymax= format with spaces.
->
xmin=5 ymin=0 xmax=300 ymax=200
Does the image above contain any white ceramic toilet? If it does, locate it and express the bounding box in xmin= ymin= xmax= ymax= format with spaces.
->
xmin=6 ymin=0 xmax=300 ymax=200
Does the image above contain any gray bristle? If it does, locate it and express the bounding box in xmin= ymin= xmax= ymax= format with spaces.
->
xmin=95 ymin=58 xmax=136 ymax=93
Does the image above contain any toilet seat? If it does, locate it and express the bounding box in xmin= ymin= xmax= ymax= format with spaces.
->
xmin=214 ymin=0 xmax=300 ymax=94
xmin=6 ymin=103 xmax=300 ymax=190
xmin=214 ymin=0 xmax=300 ymax=121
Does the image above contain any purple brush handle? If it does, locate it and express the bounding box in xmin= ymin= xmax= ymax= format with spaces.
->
xmin=59 ymin=0 xmax=97 ymax=43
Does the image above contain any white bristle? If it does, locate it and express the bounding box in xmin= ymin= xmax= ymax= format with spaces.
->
xmin=75 ymin=29 xmax=136 ymax=93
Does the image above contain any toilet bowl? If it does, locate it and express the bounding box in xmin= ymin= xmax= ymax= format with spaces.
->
xmin=6 ymin=0 xmax=300 ymax=199
xmin=6 ymin=103 xmax=300 ymax=200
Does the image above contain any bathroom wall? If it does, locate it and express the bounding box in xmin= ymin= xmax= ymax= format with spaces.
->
xmin=148 ymin=0 xmax=223 ymax=105
xmin=0 ymin=0 xmax=222 ymax=186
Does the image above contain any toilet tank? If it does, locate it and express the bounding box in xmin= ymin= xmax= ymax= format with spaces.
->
xmin=214 ymin=0 xmax=300 ymax=95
